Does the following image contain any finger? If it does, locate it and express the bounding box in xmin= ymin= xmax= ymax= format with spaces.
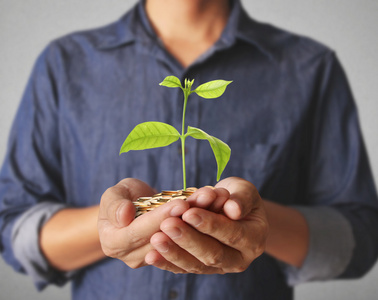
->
xmin=186 ymin=187 xmax=230 ymax=213
xmin=208 ymin=188 xmax=230 ymax=213
xmin=145 ymin=234 xmax=188 ymax=274
xmin=216 ymin=177 xmax=260 ymax=220
xmin=120 ymin=243 xmax=154 ymax=269
xmin=186 ymin=187 xmax=217 ymax=209
xmin=99 ymin=198 xmax=190 ymax=255
xmin=160 ymin=217 xmax=242 ymax=272
xmin=129 ymin=198 xmax=189 ymax=239
xmin=182 ymin=207 xmax=266 ymax=263
xmin=149 ymin=230 xmax=222 ymax=274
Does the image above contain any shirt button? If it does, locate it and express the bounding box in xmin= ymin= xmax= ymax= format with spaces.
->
xmin=168 ymin=290 xmax=178 ymax=299
xmin=177 ymin=145 xmax=188 ymax=155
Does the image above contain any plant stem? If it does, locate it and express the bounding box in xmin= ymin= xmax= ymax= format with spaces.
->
xmin=181 ymin=89 xmax=189 ymax=190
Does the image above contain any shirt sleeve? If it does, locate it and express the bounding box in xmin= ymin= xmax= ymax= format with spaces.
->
xmin=11 ymin=202 xmax=77 ymax=290
xmin=280 ymin=206 xmax=355 ymax=285
xmin=282 ymin=52 xmax=378 ymax=284
xmin=0 ymin=43 xmax=69 ymax=290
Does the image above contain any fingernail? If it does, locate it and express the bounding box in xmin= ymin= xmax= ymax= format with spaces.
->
xmin=164 ymin=227 xmax=182 ymax=239
xmin=185 ymin=214 xmax=202 ymax=227
xmin=154 ymin=242 xmax=169 ymax=253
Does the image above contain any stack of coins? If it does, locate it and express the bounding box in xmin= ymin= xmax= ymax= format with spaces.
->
xmin=133 ymin=187 xmax=197 ymax=217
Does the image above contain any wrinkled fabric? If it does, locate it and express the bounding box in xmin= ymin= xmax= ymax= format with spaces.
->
xmin=1 ymin=0 xmax=378 ymax=299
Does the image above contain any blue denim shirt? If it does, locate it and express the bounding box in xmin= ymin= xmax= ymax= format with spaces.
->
xmin=1 ymin=0 xmax=378 ymax=299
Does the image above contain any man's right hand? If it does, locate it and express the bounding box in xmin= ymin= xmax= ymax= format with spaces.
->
xmin=97 ymin=178 xmax=190 ymax=269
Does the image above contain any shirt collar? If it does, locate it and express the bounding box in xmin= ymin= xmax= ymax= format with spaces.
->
xmin=228 ymin=0 xmax=277 ymax=61
xmin=97 ymin=0 xmax=276 ymax=61
xmin=235 ymin=6 xmax=278 ymax=62
xmin=96 ymin=2 xmax=146 ymax=50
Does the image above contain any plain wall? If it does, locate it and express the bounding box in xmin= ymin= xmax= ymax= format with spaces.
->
xmin=0 ymin=0 xmax=377 ymax=299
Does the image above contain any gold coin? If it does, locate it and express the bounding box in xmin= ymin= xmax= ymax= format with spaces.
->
xmin=134 ymin=188 xmax=200 ymax=217
xmin=171 ymin=196 xmax=187 ymax=201
xmin=138 ymin=197 xmax=152 ymax=201
xmin=162 ymin=190 xmax=178 ymax=196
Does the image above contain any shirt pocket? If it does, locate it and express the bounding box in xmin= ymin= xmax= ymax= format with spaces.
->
xmin=225 ymin=141 xmax=285 ymax=188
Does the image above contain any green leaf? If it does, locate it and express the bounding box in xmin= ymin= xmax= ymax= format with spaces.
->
xmin=193 ymin=80 xmax=232 ymax=99
xmin=120 ymin=122 xmax=180 ymax=154
xmin=186 ymin=126 xmax=231 ymax=181
xmin=159 ymin=76 xmax=182 ymax=89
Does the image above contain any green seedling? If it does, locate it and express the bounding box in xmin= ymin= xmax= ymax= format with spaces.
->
xmin=120 ymin=75 xmax=232 ymax=190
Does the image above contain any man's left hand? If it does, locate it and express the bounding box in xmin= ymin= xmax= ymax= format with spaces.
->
xmin=145 ymin=177 xmax=269 ymax=274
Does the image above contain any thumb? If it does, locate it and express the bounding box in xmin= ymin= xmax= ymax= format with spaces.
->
xmin=215 ymin=177 xmax=261 ymax=220
xmin=99 ymin=178 xmax=155 ymax=228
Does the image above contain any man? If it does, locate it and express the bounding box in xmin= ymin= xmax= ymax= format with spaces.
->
xmin=1 ymin=0 xmax=377 ymax=299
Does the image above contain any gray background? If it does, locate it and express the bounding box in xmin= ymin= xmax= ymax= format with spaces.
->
xmin=0 ymin=0 xmax=377 ymax=299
